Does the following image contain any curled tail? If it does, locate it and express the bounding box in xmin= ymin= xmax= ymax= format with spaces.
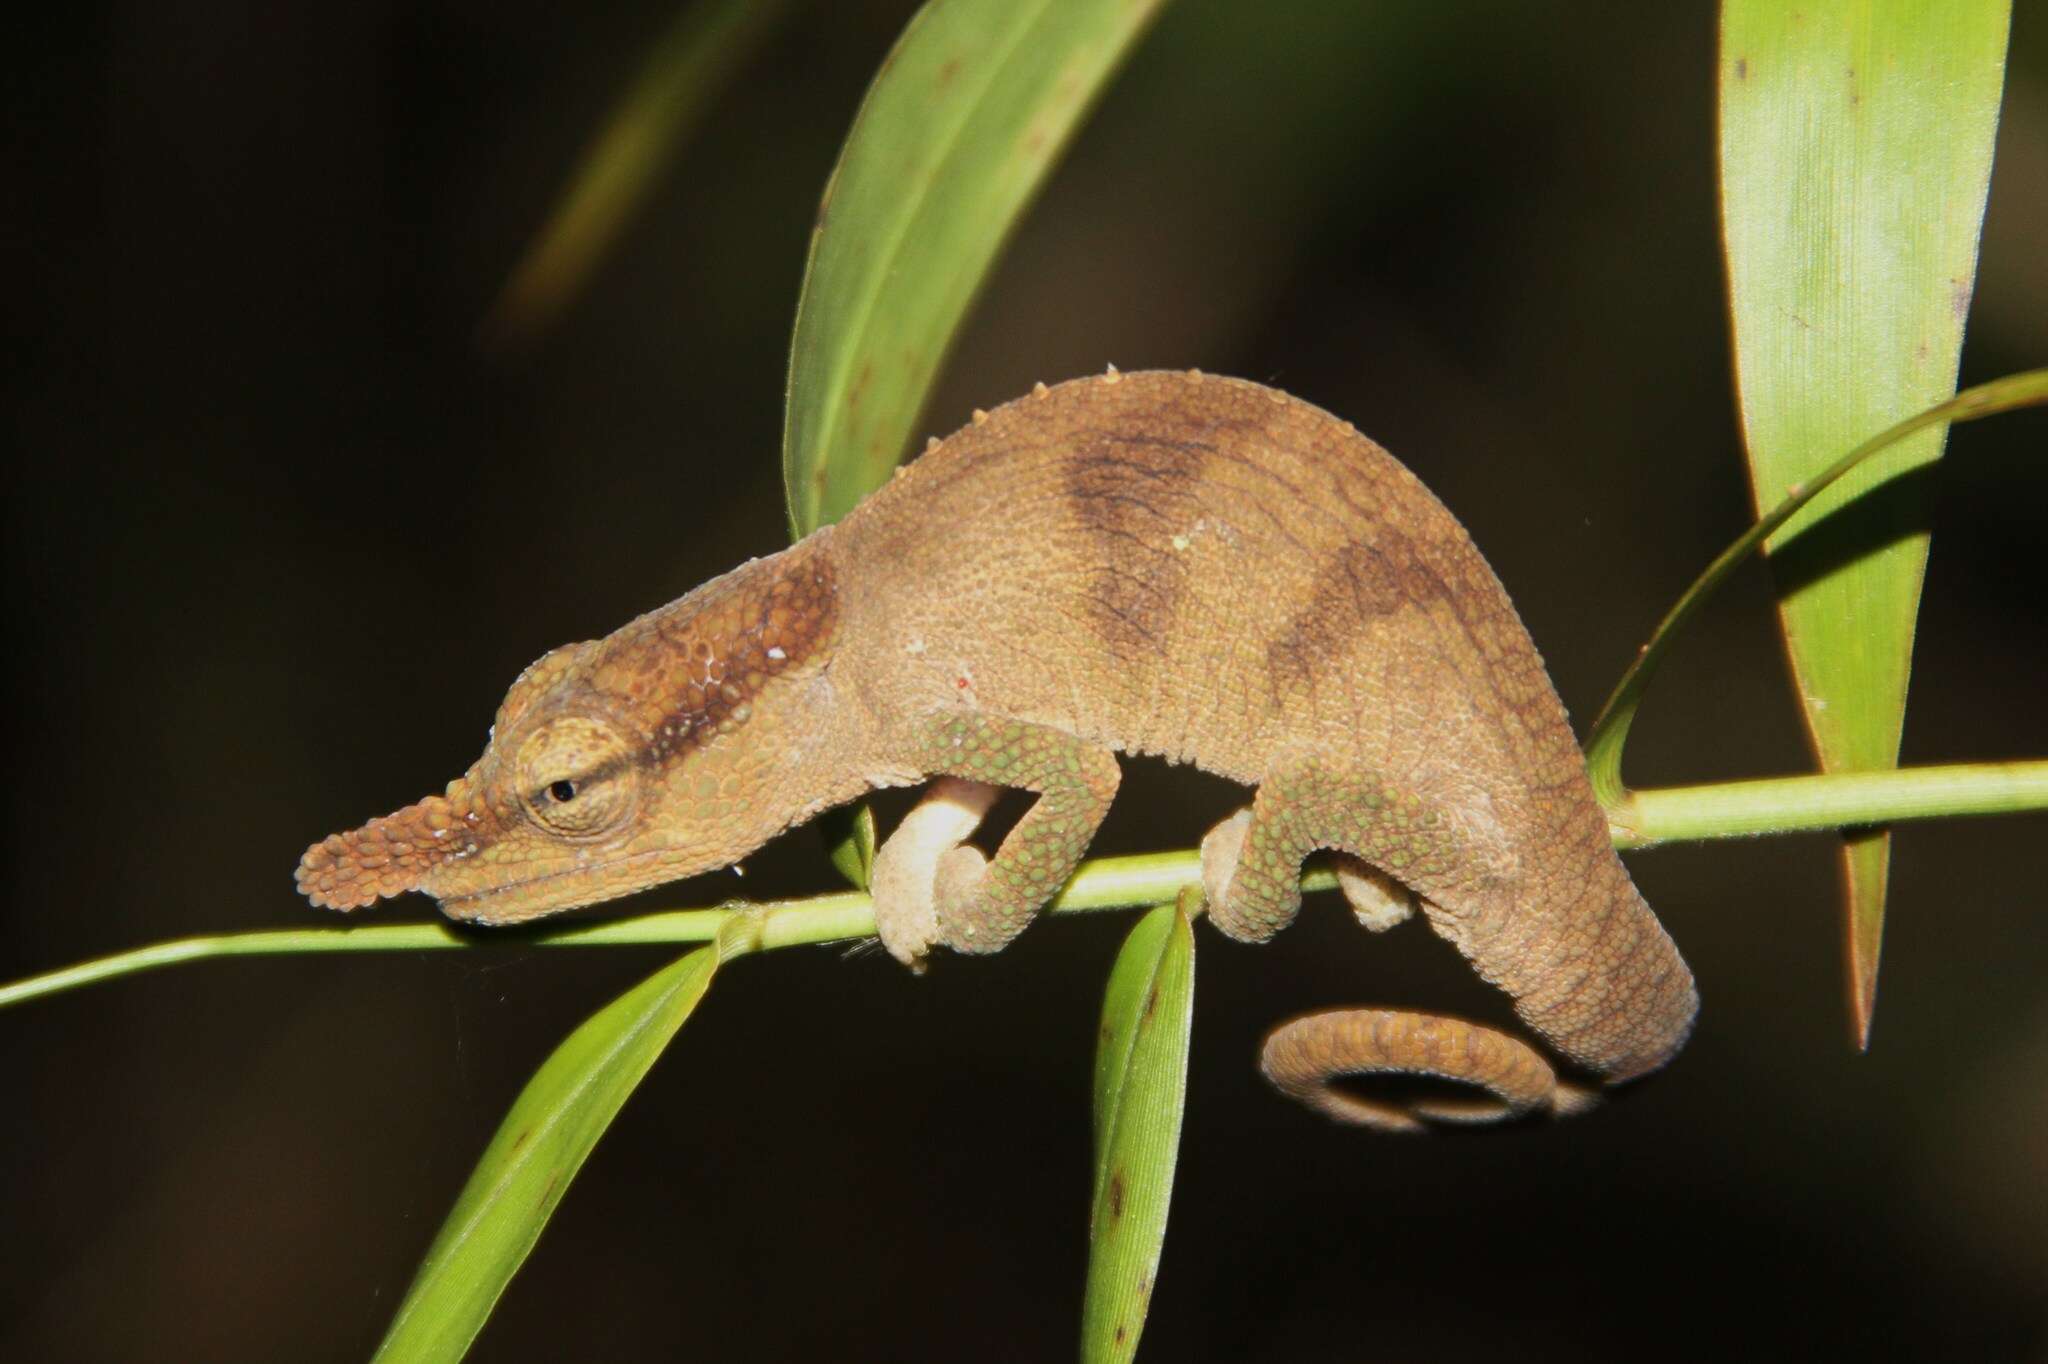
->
xmin=1260 ymin=1009 xmax=1602 ymax=1133
xmin=1255 ymin=835 xmax=1697 ymax=1131
xmin=1203 ymin=764 xmax=1697 ymax=1132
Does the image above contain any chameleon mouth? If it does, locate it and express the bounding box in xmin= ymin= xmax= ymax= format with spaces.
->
xmin=432 ymin=845 xmax=694 ymax=926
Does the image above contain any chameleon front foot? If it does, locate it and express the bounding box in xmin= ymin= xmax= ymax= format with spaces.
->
xmin=870 ymin=778 xmax=1001 ymax=969
xmin=885 ymin=711 xmax=1121 ymax=958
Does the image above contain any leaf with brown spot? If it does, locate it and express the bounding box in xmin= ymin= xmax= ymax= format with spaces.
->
xmin=370 ymin=948 xmax=718 ymax=1364
xmin=1083 ymin=897 xmax=1193 ymax=1364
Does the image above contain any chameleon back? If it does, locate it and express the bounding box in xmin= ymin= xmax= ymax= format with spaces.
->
xmin=832 ymin=370 xmax=1696 ymax=1084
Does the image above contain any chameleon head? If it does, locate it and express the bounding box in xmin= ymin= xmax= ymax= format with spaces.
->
xmin=296 ymin=550 xmax=845 ymax=923
xmin=293 ymin=642 xmax=663 ymax=921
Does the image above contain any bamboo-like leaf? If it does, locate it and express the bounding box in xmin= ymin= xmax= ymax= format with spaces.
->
xmin=781 ymin=0 xmax=1171 ymax=536
xmin=483 ymin=0 xmax=792 ymax=346
xmin=371 ymin=948 xmax=719 ymax=1364
xmin=1719 ymin=0 xmax=2009 ymax=1043
xmin=1082 ymin=894 xmax=1194 ymax=1364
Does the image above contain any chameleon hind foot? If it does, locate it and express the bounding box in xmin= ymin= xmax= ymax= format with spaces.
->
xmin=1261 ymin=1008 xmax=1596 ymax=1133
xmin=1198 ymin=808 xmax=1253 ymax=922
xmin=1332 ymin=858 xmax=1417 ymax=932
xmin=1200 ymin=801 xmax=1420 ymax=940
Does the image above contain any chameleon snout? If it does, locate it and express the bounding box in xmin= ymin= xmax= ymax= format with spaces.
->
xmin=297 ymin=786 xmax=484 ymax=911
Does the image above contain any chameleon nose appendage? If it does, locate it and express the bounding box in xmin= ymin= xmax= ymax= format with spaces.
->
xmin=296 ymin=787 xmax=482 ymax=910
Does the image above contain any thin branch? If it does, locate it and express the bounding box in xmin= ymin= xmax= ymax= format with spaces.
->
xmin=1583 ymin=368 xmax=2048 ymax=808
xmin=0 ymin=855 xmax=1328 ymax=1011
xmin=1610 ymin=760 xmax=2048 ymax=848
xmin=17 ymin=748 xmax=2048 ymax=1010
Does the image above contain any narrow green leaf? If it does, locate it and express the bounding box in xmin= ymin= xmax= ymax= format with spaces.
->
xmin=372 ymin=948 xmax=718 ymax=1364
xmin=1083 ymin=895 xmax=1194 ymax=1364
xmin=821 ymin=802 xmax=879 ymax=891
xmin=781 ymin=0 xmax=1171 ymax=536
xmin=482 ymin=0 xmax=792 ymax=346
xmin=1719 ymin=0 xmax=2010 ymax=1043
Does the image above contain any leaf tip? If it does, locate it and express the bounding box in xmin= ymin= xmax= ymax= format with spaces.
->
xmin=1841 ymin=830 xmax=1889 ymax=1050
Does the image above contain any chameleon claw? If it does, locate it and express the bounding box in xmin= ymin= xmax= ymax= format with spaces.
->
xmin=870 ymin=778 xmax=1000 ymax=969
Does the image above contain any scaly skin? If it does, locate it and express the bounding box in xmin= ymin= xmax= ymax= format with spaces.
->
xmin=299 ymin=370 xmax=1696 ymax=1128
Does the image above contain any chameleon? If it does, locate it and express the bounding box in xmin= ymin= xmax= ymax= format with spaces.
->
xmin=297 ymin=369 xmax=1696 ymax=1131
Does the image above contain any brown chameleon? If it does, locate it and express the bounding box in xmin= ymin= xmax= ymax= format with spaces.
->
xmin=298 ymin=369 xmax=1695 ymax=1131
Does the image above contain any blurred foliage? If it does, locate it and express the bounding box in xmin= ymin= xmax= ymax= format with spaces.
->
xmin=483 ymin=0 xmax=793 ymax=347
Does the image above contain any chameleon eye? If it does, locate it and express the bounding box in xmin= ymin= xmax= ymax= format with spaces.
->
xmin=515 ymin=716 xmax=639 ymax=840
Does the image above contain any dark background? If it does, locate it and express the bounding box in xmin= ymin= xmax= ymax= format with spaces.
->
xmin=6 ymin=3 xmax=2047 ymax=1360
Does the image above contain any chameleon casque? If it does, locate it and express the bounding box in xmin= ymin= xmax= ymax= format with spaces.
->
xmin=299 ymin=369 xmax=1696 ymax=1130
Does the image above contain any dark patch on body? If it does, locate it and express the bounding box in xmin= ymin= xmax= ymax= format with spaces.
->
xmin=619 ymin=550 xmax=840 ymax=766
xmin=1267 ymin=528 xmax=1445 ymax=687
xmin=1063 ymin=430 xmax=1206 ymax=656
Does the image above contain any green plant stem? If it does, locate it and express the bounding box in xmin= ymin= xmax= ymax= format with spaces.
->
xmin=13 ymin=751 xmax=2048 ymax=1009
xmin=1609 ymin=760 xmax=2048 ymax=849
xmin=1583 ymin=367 xmax=2048 ymax=809
xmin=0 ymin=855 xmax=1287 ymax=1010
